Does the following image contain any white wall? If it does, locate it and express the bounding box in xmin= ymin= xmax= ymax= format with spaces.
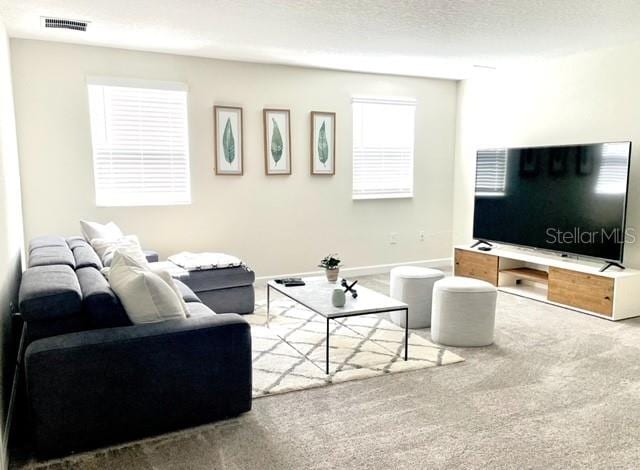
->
xmin=0 ymin=21 xmax=24 ymax=470
xmin=11 ymin=39 xmax=458 ymax=276
xmin=453 ymin=42 xmax=640 ymax=268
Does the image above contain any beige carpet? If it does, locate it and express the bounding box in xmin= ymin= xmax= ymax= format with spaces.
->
xmin=247 ymin=299 xmax=463 ymax=397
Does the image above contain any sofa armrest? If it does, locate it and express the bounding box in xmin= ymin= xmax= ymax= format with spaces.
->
xmin=25 ymin=313 xmax=252 ymax=456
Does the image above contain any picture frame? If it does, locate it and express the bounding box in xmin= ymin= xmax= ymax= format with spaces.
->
xmin=310 ymin=111 xmax=336 ymax=175
xmin=214 ymin=105 xmax=243 ymax=175
xmin=263 ymin=109 xmax=292 ymax=175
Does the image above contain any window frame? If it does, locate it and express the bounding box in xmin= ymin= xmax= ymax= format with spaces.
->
xmin=351 ymin=96 xmax=416 ymax=200
xmin=86 ymin=76 xmax=192 ymax=207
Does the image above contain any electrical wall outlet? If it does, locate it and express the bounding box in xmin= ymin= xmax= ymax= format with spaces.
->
xmin=419 ymin=231 xmax=425 ymax=242
xmin=389 ymin=232 xmax=398 ymax=245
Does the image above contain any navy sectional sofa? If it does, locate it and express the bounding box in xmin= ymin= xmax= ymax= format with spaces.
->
xmin=18 ymin=236 xmax=253 ymax=457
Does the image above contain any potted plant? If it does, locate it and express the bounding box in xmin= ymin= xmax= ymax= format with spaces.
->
xmin=319 ymin=254 xmax=341 ymax=282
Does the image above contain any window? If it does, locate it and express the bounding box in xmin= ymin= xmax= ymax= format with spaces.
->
xmin=475 ymin=148 xmax=507 ymax=196
xmin=87 ymin=78 xmax=190 ymax=206
xmin=352 ymin=97 xmax=415 ymax=199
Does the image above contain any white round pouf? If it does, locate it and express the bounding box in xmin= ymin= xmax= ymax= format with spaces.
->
xmin=431 ymin=277 xmax=497 ymax=347
xmin=389 ymin=266 xmax=445 ymax=328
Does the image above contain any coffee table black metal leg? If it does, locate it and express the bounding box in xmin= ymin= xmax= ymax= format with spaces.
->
xmin=404 ymin=308 xmax=409 ymax=361
xmin=326 ymin=318 xmax=330 ymax=374
xmin=266 ymin=284 xmax=270 ymax=326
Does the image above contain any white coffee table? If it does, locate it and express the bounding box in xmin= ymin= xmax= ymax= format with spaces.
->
xmin=267 ymin=277 xmax=409 ymax=374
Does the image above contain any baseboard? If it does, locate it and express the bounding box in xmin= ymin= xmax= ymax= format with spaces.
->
xmin=254 ymin=258 xmax=452 ymax=286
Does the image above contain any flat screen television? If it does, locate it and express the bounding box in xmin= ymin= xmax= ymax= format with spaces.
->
xmin=473 ymin=142 xmax=632 ymax=262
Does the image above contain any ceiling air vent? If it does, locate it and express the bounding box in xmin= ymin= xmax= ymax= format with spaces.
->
xmin=41 ymin=17 xmax=89 ymax=32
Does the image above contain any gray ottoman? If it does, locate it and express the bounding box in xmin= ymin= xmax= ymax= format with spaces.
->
xmin=389 ymin=266 xmax=444 ymax=328
xmin=431 ymin=276 xmax=497 ymax=347
xmin=152 ymin=261 xmax=255 ymax=314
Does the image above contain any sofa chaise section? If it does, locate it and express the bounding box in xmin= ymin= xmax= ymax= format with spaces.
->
xmin=25 ymin=314 xmax=252 ymax=456
xmin=154 ymin=261 xmax=255 ymax=314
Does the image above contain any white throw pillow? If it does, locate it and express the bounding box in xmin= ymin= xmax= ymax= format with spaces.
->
xmin=111 ymin=250 xmax=189 ymax=317
xmin=110 ymin=249 xmax=147 ymax=270
xmin=108 ymin=263 xmax=187 ymax=324
xmin=91 ymin=235 xmax=148 ymax=267
xmin=80 ymin=220 xmax=123 ymax=242
xmin=149 ymin=265 xmax=190 ymax=317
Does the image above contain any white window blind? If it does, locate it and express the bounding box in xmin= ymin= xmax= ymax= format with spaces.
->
xmin=596 ymin=142 xmax=629 ymax=194
xmin=352 ymin=97 xmax=415 ymax=199
xmin=87 ymin=79 xmax=191 ymax=207
xmin=475 ymin=148 xmax=507 ymax=196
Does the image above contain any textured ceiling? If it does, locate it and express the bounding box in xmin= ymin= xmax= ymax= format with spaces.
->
xmin=1 ymin=0 xmax=639 ymax=79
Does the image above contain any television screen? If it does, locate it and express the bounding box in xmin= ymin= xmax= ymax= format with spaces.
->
xmin=473 ymin=142 xmax=631 ymax=262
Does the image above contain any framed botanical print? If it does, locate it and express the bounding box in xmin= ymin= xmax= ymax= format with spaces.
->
xmin=310 ymin=111 xmax=335 ymax=175
xmin=214 ymin=105 xmax=243 ymax=175
xmin=263 ymin=109 xmax=291 ymax=175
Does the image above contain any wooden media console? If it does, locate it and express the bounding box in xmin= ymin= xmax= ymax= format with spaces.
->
xmin=454 ymin=245 xmax=640 ymax=320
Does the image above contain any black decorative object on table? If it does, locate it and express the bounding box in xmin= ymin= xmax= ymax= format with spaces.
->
xmin=341 ymin=279 xmax=358 ymax=298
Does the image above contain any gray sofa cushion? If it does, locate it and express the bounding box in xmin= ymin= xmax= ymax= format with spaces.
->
xmin=66 ymin=236 xmax=89 ymax=250
xmin=174 ymin=280 xmax=200 ymax=303
xmin=144 ymin=250 xmax=159 ymax=263
xmin=173 ymin=266 xmax=255 ymax=293
xmin=19 ymin=265 xmax=82 ymax=322
xmin=29 ymin=246 xmax=76 ymax=269
xmin=76 ymin=267 xmax=131 ymax=329
xmin=29 ymin=236 xmax=67 ymax=253
xmin=73 ymin=246 xmax=103 ymax=270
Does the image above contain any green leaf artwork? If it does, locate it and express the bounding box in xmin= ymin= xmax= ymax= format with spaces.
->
xmin=317 ymin=121 xmax=329 ymax=166
xmin=222 ymin=118 xmax=235 ymax=164
xmin=270 ymin=118 xmax=283 ymax=165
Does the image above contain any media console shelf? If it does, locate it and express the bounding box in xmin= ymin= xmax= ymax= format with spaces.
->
xmin=454 ymin=245 xmax=640 ymax=321
xmin=500 ymin=267 xmax=548 ymax=284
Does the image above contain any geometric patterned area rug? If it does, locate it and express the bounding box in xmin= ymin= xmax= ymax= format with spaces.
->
xmin=246 ymin=299 xmax=464 ymax=398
